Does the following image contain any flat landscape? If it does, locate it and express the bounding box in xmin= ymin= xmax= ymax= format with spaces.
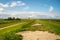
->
xmin=0 ymin=19 xmax=60 ymax=40
xmin=0 ymin=0 xmax=60 ymax=40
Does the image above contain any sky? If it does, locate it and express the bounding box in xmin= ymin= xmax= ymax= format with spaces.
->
xmin=0 ymin=0 xmax=60 ymax=19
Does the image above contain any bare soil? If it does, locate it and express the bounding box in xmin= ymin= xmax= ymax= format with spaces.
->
xmin=16 ymin=31 xmax=60 ymax=40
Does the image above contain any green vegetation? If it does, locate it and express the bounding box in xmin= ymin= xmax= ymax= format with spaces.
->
xmin=0 ymin=19 xmax=34 ymax=40
xmin=0 ymin=19 xmax=60 ymax=40
xmin=0 ymin=18 xmax=21 ymax=28
xmin=0 ymin=32 xmax=23 ymax=40
xmin=20 ymin=19 xmax=60 ymax=35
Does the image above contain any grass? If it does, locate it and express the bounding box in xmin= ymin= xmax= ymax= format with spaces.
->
xmin=0 ymin=20 xmax=21 ymax=28
xmin=0 ymin=19 xmax=60 ymax=40
xmin=0 ymin=22 xmax=25 ymax=40
xmin=39 ymin=19 xmax=60 ymax=35
xmin=19 ymin=19 xmax=60 ymax=35
xmin=0 ymin=19 xmax=34 ymax=40
xmin=0 ymin=32 xmax=23 ymax=40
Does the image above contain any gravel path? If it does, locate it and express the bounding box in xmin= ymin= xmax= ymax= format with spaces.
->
xmin=16 ymin=31 xmax=60 ymax=40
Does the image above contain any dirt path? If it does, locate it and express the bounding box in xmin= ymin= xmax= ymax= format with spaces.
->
xmin=0 ymin=23 xmax=21 ymax=30
xmin=16 ymin=31 xmax=60 ymax=40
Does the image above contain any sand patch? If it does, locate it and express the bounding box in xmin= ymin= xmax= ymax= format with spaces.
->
xmin=16 ymin=31 xmax=60 ymax=40
xmin=32 ymin=23 xmax=42 ymax=26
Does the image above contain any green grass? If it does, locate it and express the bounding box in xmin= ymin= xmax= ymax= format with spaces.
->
xmin=39 ymin=20 xmax=60 ymax=35
xmin=0 ymin=19 xmax=34 ymax=40
xmin=19 ymin=19 xmax=60 ymax=35
xmin=0 ymin=22 xmax=25 ymax=40
xmin=0 ymin=19 xmax=60 ymax=40
xmin=0 ymin=20 xmax=21 ymax=28
xmin=0 ymin=32 xmax=23 ymax=40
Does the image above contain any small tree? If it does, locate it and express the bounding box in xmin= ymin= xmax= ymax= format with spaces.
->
xmin=16 ymin=18 xmax=20 ymax=20
xmin=8 ymin=17 xmax=12 ymax=20
xmin=12 ymin=17 xmax=15 ymax=20
xmin=7 ymin=17 xmax=16 ymax=20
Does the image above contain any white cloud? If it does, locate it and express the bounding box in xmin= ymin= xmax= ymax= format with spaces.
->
xmin=17 ymin=1 xmax=26 ymax=6
xmin=0 ymin=11 xmax=57 ymax=18
xmin=0 ymin=1 xmax=27 ymax=9
xmin=0 ymin=3 xmax=9 ymax=11
xmin=0 ymin=3 xmax=9 ymax=8
xmin=10 ymin=1 xmax=26 ymax=7
xmin=0 ymin=1 xmax=29 ymax=14
xmin=0 ymin=8 xmax=4 ymax=11
xmin=49 ymin=6 xmax=54 ymax=12
xmin=0 ymin=11 xmax=60 ymax=19
xmin=2 ymin=4 xmax=9 ymax=8
xmin=10 ymin=2 xmax=17 ymax=7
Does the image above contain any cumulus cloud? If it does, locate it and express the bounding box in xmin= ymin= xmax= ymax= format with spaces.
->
xmin=10 ymin=2 xmax=17 ymax=7
xmin=0 ymin=1 xmax=58 ymax=19
xmin=0 ymin=3 xmax=9 ymax=11
xmin=0 ymin=11 xmax=57 ymax=19
xmin=10 ymin=1 xmax=26 ymax=7
xmin=49 ymin=6 xmax=54 ymax=12
xmin=0 ymin=0 xmax=29 ymax=17
xmin=0 ymin=10 xmax=60 ymax=19
xmin=0 ymin=3 xmax=9 ymax=8
xmin=0 ymin=3 xmax=8 ymax=11
xmin=0 ymin=1 xmax=26 ymax=8
xmin=13 ymin=12 xmax=57 ymax=18
xmin=0 ymin=1 xmax=28 ymax=12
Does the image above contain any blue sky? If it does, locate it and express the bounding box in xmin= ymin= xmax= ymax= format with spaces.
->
xmin=0 ymin=0 xmax=60 ymax=19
